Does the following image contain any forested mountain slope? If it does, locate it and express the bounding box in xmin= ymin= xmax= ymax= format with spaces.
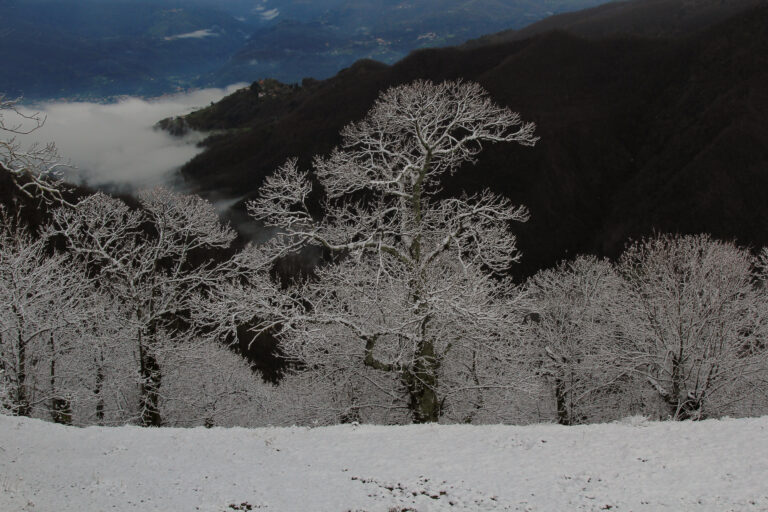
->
xmin=465 ymin=0 xmax=765 ymax=45
xmin=178 ymin=0 xmax=768 ymax=277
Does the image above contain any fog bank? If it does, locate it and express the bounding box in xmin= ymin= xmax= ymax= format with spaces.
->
xmin=20 ymin=84 xmax=246 ymax=192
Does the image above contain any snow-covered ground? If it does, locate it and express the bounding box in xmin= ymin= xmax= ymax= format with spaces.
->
xmin=1 ymin=415 xmax=767 ymax=511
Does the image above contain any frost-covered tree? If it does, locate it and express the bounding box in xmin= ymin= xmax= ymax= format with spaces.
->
xmin=53 ymin=189 xmax=236 ymax=426
xmin=617 ymin=234 xmax=768 ymax=420
xmin=0 ymin=212 xmax=95 ymax=420
xmin=209 ymin=80 xmax=538 ymax=423
xmin=1 ymin=95 xmax=69 ymax=204
xmin=524 ymin=256 xmax=638 ymax=424
xmin=158 ymin=338 xmax=272 ymax=428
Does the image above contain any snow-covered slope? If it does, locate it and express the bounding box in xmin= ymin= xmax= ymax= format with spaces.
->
xmin=1 ymin=415 xmax=767 ymax=511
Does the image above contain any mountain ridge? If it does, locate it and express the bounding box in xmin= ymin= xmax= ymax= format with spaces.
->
xmin=177 ymin=0 xmax=768 ymax=278
xmin=465 ymin=0 xmax=766 ymax=45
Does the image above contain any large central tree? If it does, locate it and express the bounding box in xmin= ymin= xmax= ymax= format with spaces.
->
xmin=210 ymin=80 xmax=538 ymax=423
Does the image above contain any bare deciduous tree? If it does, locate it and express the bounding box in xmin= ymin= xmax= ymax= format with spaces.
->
xmin=157 ymin=338 xmax=271 ymax=428
xmin=213 ymin=80 xmax=538 ymax=423
xmin=53 ymin=189 xmax=236 ymax=426
xmin=1 ymin=95 xmax=70 ymax=204
xmin=617 ymin=234 xmax=768 ymax=420
xmin=524 ymin=256 xmax=638 ymax=424
xmin=0 ymin=211 xmax=95 ymax=420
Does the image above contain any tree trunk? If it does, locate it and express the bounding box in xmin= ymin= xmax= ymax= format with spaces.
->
xmin=93 ymin=352 xmax=105 ymax=425
xmin=404 ymin=340 xmax=440 ymax=423
xmin=668 ymin=353 xmax=685 ymax=420
xmin=51 ymin=397 xmax=72 ymax=425
xmin=139 ymin=349 xmax=162 ymax=427
xmin=554 ymin=376 xmax=571 ymax=425
xmin=461 ymin=350 xmax=483 ymax=424
xmin=49 ymin=333 xmax=72 ymax=425
xmin=15 ymin=328 xmax=30 ymax=417
xmin=138 ymin=330 xmax=162 ymax=427
xmin=0 ymin=354 xmax=9 ymax=411
xmin=404 ymin=154 xmax=439 ymax=424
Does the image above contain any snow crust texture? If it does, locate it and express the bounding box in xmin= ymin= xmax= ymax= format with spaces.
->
xmin=1 ymin=415 xmax=767 ymax=511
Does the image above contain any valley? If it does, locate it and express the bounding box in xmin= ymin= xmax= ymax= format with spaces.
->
xmin=0 ymin=0 xmax=614 ymax=101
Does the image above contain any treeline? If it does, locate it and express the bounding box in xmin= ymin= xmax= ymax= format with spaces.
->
xmin=1 ymin=82 xmax=767 ymax=428
xmin=2 ymin=201 xmax=767 ymax=427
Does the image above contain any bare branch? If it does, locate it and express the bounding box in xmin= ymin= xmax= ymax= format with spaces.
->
xmin=1 ymin=96 xmax=72 ymax=206
xmin=234 ymin=80 xmax=538 ymax=423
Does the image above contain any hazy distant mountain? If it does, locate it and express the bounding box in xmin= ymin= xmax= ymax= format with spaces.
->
xmin=0 ymin=0 xmax=251 ymax=100
xmin=175 ymin=0 xmax=768 ymax=278
xmin=214 ymin=0 xmax=617 ymax=85
xmin=0 ymin=0 xmax=615 ymax=100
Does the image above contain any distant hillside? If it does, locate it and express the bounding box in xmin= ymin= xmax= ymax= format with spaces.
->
xmin=214 ymin=0 xmax=617 ymax=85
xmin=177 ymin=0 xmax=768 ymax=278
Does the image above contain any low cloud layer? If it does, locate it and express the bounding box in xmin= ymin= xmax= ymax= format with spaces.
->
xmin=19 ymin=85 xmax=246 ymax=192
xmin=253 ymin=0 xmax=280 ymax=21
xmin=164 ymin=29 xmax=220 ymax=41
xmin=259 ymin=8 xmax=280 ymax=21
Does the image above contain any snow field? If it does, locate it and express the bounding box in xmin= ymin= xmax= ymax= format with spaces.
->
xmin=1 ymin=415 xmax=767 ymax=511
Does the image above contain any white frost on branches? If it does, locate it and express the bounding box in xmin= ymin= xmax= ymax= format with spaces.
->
xmin=616 ymin=234 xmax=768 ymax=420
xmin=524 ymin=256 xmax=638 ymax=425
xmin=0 ymin=95 xmax=70 ymax=204
xmin=0 ymin=211 xmax=103 ymax=421
xmin=207 ymin=80 xmax=539 ymax=423
xmin=52 ymin=189 xmax=237 ymax=426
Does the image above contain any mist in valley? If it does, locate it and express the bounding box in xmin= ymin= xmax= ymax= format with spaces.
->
xmin=17 ymin=84 xmax=246 ymax=193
